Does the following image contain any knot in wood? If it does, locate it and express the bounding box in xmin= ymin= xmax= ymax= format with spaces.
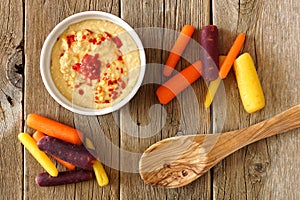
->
xmin=253 ymin=162 xmax=267 ymax=173
xmin=6 ymin=48 xmax=23 ymax=89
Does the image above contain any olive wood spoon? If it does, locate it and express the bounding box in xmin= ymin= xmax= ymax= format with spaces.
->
xmin=139 ymin=104 xmax=300 ymax=188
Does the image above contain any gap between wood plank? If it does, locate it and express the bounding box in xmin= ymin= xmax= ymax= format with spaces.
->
xmin=210 ymin=0 xmax=214 ymax=200
xmin=21 ymin=0 xmax=26 ymax=199
xmin=118 ymin=2 xmax=122 ymax=200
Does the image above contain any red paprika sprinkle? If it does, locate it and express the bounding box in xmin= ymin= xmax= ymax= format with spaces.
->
xmin=78 ymin=89 xmax=84 ymax=95
xmin=75 ymin=84 xmax=81 ymax=88
xmin=108 ymin=80 xmax=113 ymax=85
xmin=72 ymin=63 xmax=81 ymax=71
xmin=121 ymin=81 xmax=126 ymax=89
xmin=86 ymin=29 xmax=94 ymax=34
xmin=105 ymin=32 xmax=112 ymax=37
xmin=66 ymin=35 xmax=76 ymax=48
xmin=117 ymin=55 xmax=123 ymax=61
xmin=88 ymin=38 xmax=97 ymax=44
xmin=112 ymin=91 xmax=118 ymax=99
xmin=112 ymin=36 xmax=123 ymax=48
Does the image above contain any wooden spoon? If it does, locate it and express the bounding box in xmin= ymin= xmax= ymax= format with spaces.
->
xmin=139 ymin=104 xmax=300 ymax=188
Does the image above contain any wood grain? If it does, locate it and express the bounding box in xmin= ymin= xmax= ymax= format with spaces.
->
xmin=0 ymin=0 xmax=23 ymax=199
xmin=213 ymin=0 xmax=300 ymax=199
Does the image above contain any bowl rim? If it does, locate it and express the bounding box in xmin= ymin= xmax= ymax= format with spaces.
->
xmin=40 ymin=11 xmax=146 ymax=115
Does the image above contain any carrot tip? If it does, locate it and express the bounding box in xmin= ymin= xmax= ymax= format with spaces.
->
xmin=163 ymin=24 xmax=195 ymax=77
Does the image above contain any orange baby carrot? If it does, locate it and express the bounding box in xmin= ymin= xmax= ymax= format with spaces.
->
xmin=27 ymin=114 xmax=83 ymax=145
xmin=157 ymin=61 xmax=202 ymax=104
xmin=32 ymin=131 xmax=45 ymax=142
xmin=32 ymin=131 xmax=76 ymax=170
xmin=50 ymin=156 xmax=76 ymax=170
xmin=219 ymin=33 xmax=246 ymax=79
xmin=164 ymin=25 xmax=195 ymax=77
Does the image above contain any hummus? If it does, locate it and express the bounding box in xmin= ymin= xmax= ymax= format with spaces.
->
xmin=50 ymin=19 xmax=141 ymax=109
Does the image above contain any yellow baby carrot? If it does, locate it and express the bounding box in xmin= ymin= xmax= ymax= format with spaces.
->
xmin=92 ymin=161 xmax=109 ymax=186
xmin=18 ymin=133 xmax=58 ymax=177
xmin=234 ymin=53 xmax=265 ymax=113
xmin=85 ymin=138 xmax=109 ymax=186
xmin=204 ymin=77 xmax=221 ymax=108
xmin=85 ymin=138 xmax=95 ymax=150
xmin=204 ymin=56 xmax=226 ymax=107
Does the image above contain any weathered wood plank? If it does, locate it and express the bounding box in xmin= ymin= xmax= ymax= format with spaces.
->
xmin=120 ymin=0 xmax=211 ymax=199
xmin=24 ymin=0 xmax=119 ymax=199
xmin=161 ymin=0 xmax=212 ymax=199
xmin=120 ymin=0 xmax=166 ymax=199
xmin=213 ymin=0 xmax=300 ymax=199
xmin=0 ymin=0 xmax=23 ymax=199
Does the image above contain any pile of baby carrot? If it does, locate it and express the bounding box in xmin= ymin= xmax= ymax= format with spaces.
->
xmin=18 ymin=114 xmax=109 ymax=187
xmin=157 ymin=25 xmax=265 ymax=114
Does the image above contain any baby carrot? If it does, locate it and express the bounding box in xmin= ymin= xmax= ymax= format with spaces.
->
xmin=26 ymin=114 xmax=83 ymax=145
xmin=38 ymin=136 xmax=96 ymax=169
xmin=157 ymin=61 xmax=202 ymax=104
xmin=18 ymin=133 xmax=58 ymax=177
xmin=199 ymin=25 xmax=219 ymax=81
xmin=52 ymin=156 xmax=75 ymax=170
xmin=32 ymin=131 xmax=45 ymax=142
xmin=85 ymin=138 xmax=109 ymax=186
xmin=204 ymin=56 xmax=226 ymax=108
xmin=36 ymin=170 xmax=93 ymax=187
xmin=32 ymin=131 xmax=76 ymax=170
xmin=219 ymin=33 xmax=246 ymax=79
xmin=164 ymin=25 xmax=195 ymax=77
xmin=234 ymin=53 xmax=265 ymax=113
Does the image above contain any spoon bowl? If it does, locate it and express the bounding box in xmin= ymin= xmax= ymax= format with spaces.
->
xmin=139 ymin=104 xmax=300 ymax=188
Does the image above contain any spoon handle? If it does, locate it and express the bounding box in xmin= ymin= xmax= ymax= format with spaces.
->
xmin=242 ymin=104 xmax=300 ymax=144
xmin=215 ymin=104 xmax=300 ymax=158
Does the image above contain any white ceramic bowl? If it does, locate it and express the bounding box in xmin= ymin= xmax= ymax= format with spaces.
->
xmin=40 ymin=11 xmax=146 ymax=115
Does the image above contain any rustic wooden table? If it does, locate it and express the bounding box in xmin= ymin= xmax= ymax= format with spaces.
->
xmin=1 ymin=0 xmax=299 ymax=199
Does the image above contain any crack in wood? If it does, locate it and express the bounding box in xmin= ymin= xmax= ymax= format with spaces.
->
xmin=6 ymin=95 xmax=13 ymax=106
